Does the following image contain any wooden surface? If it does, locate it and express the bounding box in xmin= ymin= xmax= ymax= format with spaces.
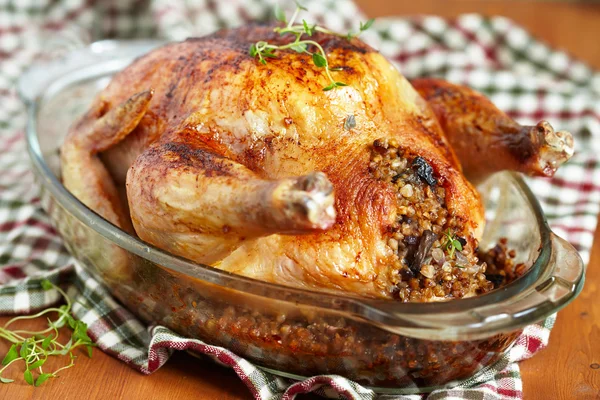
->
xmin=2 ymin=1 xmax=599 ymax=399
xmin=360 ymin=0 xmax=600 ymax=70
xmin=520 ymin=224 xmax=600 ymax=398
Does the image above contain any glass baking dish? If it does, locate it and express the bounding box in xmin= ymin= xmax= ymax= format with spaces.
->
xmin=18 ymin=40 xmax=585 ymax=393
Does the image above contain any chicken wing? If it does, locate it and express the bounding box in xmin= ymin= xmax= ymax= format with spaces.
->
xmin=411 ymin=78 xmax=574 ymax=183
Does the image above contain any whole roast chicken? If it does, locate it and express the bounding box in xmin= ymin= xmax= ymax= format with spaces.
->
xmin=61 ymin=24 xmax=573 ymax=301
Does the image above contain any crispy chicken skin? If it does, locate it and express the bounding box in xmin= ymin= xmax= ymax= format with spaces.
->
xmin=60 ymin=26 xmax=573 ymax=299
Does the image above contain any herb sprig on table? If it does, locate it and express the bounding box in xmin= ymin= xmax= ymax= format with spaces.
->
xmin=249 ymin=1 xmax=375 ymax=91
xmin=0 ymin=280 xmax=94 ymax=386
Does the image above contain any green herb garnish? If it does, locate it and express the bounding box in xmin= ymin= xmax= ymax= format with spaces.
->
xmin=249 ymin=2 xmax=375 ymax=91
xmin=442 ymin=229 xmax=463 ymax=259
xmin=0 ymin=280 xmax=95 ymax=386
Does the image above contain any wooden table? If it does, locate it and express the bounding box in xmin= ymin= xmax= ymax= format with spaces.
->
xmin=2 ymin=1 xmax=599 ymax=399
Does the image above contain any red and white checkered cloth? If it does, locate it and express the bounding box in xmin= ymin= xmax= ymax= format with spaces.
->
xmin=1 ymin=1 xmax=599 ymax=399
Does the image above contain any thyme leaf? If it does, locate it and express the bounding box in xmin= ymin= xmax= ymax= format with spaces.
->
xmin=360 ymin=18 xmax=375 ymax=32
xmin=1 ymin=345 xmax=18 ymax=366
xmin=312 ymin=52 xmax=327 ymax=67
xmin=274 ymin=4 xmax=287 ymax=23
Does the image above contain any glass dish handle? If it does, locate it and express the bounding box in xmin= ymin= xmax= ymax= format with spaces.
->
xmin=474 ymin=232 xmax=585 ymax=329
xmin=539 ymin=232 xmax=585 ymax=302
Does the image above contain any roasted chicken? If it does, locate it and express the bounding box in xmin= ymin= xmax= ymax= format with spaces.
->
xmin=61 ymin=25 xmax=573 ymax=300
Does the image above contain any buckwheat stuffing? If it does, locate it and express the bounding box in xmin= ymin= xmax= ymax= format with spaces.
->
xmin=369 ymin=138 xmax=522 ymax=302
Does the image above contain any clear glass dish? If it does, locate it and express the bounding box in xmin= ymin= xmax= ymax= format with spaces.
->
xmin=18 ymin=40 xmax=585 ymax=394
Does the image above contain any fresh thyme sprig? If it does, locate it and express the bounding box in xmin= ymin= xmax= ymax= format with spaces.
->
xmin=0 ymin=279 xmax=95 ymax=386
xmin=249 ymin=2 xmax=375 ymax=91
xmin=442 ymin=229 xmax=463 ymax=259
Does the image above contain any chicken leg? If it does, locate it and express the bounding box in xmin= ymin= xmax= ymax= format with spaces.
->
xmin=126 ymin=141 xmax=336 ymax=265
xmin=411 ymin=78 xmax=574 ymax=183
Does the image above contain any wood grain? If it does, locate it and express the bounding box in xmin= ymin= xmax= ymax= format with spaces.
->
xmin=1 ymin=1 xmax=598 ymax=399
xmin=356 ymin=0 xmax=600 ymax=69
xmin=520 ymin=224 xmax=600 ymax=399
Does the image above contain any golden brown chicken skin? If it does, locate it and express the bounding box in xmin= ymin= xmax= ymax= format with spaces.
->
xmin=61 ymin=25 xmax=573 ymax=300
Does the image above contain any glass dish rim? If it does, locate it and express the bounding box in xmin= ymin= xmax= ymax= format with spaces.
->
xmin=20 ymin=39 xmax=584 ymax=340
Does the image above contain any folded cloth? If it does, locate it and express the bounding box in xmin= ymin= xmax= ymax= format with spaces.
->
xmin=1 ymin=1 xmax=599 ymax=399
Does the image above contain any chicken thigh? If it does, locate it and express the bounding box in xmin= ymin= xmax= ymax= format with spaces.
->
xmin=61 ymin=25 xmax=573 ymax=300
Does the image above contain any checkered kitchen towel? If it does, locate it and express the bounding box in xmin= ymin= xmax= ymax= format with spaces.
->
xmin=1 ymin=0 xmax=599 ymax=399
